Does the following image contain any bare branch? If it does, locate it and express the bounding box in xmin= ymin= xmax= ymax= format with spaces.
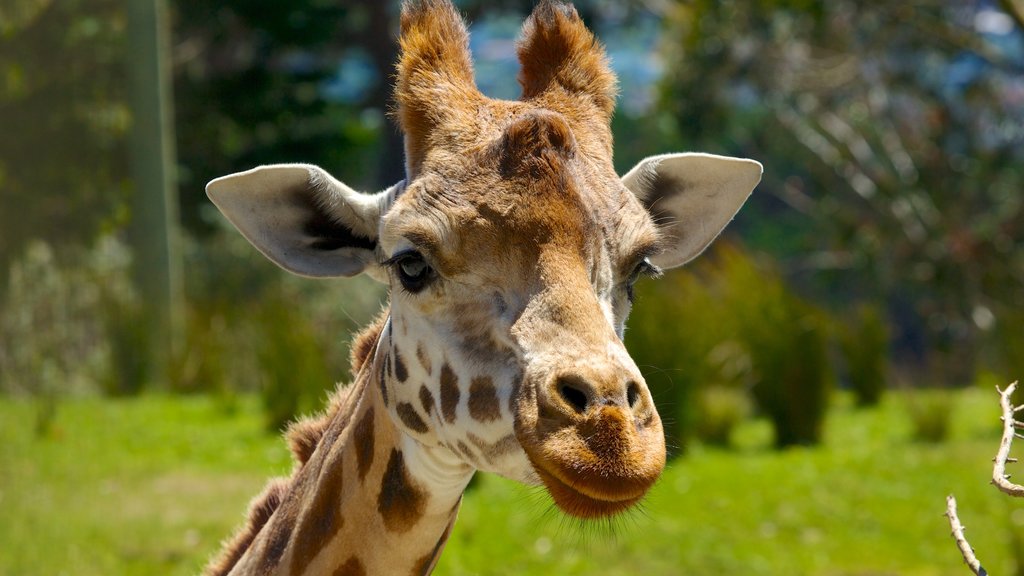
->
xmin=993 ymin=381 xmax=1024 ymax=497
xmin=946 ymin=495 xmax=988 ymax=576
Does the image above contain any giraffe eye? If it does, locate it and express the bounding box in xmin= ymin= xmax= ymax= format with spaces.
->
xmin=626 ymin=258 xmax=660 ymax=303
xmin=390 ymin=251 xmax=435 ymax=293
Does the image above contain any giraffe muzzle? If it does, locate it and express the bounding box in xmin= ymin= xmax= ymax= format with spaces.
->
xmin=515 ymin=361 xmax=666 ymax=519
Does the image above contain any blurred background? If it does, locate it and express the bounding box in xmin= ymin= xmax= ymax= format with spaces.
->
xmin=2 ymin=0 xmax=1024 ymax=574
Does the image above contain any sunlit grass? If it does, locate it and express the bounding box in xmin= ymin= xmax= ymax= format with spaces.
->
xmin=0 ymin=389 xmax=1019 ymax=575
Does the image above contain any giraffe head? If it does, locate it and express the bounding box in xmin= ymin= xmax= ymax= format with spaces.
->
xmin=207 ymin=0 xmax=760 ymax=519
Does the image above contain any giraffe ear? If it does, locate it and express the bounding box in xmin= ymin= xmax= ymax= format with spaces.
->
xmin=206 ymin=164 xmax=398 ymax=278
xmin=622 ymin=153 xmax=762 ymax=269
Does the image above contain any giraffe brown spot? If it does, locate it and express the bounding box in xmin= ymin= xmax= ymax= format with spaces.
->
xmin=468 ymin=376 xmax=501 ymax=422
xmin=440 ymin=363 xmax=459 ymax=424
xmin=397 ymin=402 xmax=429 ymax=434
xmin=455 ymin=440 xmax=475 ymax=462
xmin=466 ymin=432 xmax=491 ymax=464
xmin=412 ymin=552 xmax=434 ymax=576
xmin=353 ymin=407 xmax=375 ymax=481
xmin=485 ymin=433 xmax=520 ymax=461
xmin=411 ymin=515 xmax=453 ymax=576
xmin=379 ymin=357 xmax=389 ymax=407
xmin=394 ymin=348 xmax=409 ymax=383
xmin=465 ymin=431 xmax=519 ymax=465
xmin=378 ymin=449 xmax=428 ymax=533
xmin=332 ymin=556 xmax=366 ymax=576
xmin=260 ymin=512 xmax=293 ymax=574
xmin=416 ymin=342 xmax=432 ymax=376
xmin=289 ymin=453 xmax=345 ymax=576
xmin=419 ymin=385 xmax=435 ymax=415
xmin=257 ymin=473 xmax=307 ymax=575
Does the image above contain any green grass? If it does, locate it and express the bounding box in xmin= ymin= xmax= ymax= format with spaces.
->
xmin=1 ymin=390 xmax=1020 ymax=575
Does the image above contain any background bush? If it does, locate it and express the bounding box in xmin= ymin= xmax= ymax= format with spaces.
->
xmin=628 ymin=244 xmax=833 ymax=452
xmin=839 ymin=304 xmax=889 ymax=407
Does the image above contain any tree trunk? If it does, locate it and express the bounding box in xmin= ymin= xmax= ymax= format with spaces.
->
xmin=126 ymin=0 xmax=183 ymax=388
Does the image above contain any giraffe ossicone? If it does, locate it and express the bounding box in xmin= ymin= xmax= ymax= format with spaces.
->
xmin=204 ymin=1 xmax=762 ymax=574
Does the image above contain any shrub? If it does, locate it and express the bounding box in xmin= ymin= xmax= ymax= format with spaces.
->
xmin=0 ymin=237 xmax=136 ymax=398
xmin=905 ymin=391 xmax=953 ymax=443
xmin=694 ymin=384 xmax=752 ymax=447
xmin=254 ymin=294 xmax=335 ymax=432
xmin=710 ymin=246 xmax=833 ymax=449
xmin=744 ymin=306 xmax=832 ymax=448
xmin=0 ymin=237 xmax=139 ymax=433
xmin=627 ymin=264 xmax=737 ymax=456
xmin=628 ymin=244 xmax=833 ymax=452
xmin=839 ymin=304 xmax=889 ymax=407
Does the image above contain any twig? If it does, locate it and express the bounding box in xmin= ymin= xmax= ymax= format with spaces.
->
xmin=993 ymin=381 xmax=1024 ymax=496
xmin=945 ymin=495 xmax=987 ymax=576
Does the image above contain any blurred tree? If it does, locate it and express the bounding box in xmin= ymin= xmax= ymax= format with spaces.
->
xmin=128 ymin=0 xmax=183 ymax=386
xmin=660 ymin=0 xmax=1024 ymax=384
xmin=171 ymin=0 xmax=388 ymax=233
xmin=0 ymin=0 xmax=131 ymax=276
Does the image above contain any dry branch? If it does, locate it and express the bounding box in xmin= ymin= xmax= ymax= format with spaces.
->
xmin=946 ymin=495 xmax=987 ymax=576
xmin=993 ymin=381 xmax=1024 ymax=496
xmin=948 ymin=382 xmax=1024 ymax=574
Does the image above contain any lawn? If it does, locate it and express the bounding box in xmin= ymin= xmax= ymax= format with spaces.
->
xmin=0 ymin=389 xmax=1020 ymax=575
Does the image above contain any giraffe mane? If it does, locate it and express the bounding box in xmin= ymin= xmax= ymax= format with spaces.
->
xmin=286 ymin=309 xmax=389 ymax=466
xmin=203 ymin=313 xmax=389 ymax=576
xmin=205 ymin=477 xmax=290 ymax=576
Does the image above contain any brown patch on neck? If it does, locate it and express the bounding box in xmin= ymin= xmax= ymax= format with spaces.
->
xmin=353 ymin=407 xmax=375 ymax=481
xmin=394 ymin=347 xmax=409 ymax=383
xmin=289 ymin=449 xmax=347 ymax=576
xmin=377 ymin=449 xmax=428 ymax=533
xmin=332 ymin=556 xmax=366 ymax=576
xmin=379 ymin=354 xmax=390 ymax=407
xmin=397 ymin=401 xmax=430 ymax=434
xmin=416 ymin=342 xmax=433 ymax=376
xmin=467 ymin=376 xmax=501 ymax=423
xmin=419 ymin=385 xmax=436 ymax=415
xmin=439 ymin=363 xmax=460 ymax=424
xmin=411 ymin=503 xmax=458 ymax=576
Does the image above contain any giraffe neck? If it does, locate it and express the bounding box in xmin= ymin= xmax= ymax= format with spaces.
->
xmin=227 ymin=320 xmax=474 ymax=576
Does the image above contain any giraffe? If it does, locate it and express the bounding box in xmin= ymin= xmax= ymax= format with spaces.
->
xmin=202 ymin=1 xmax=762 ymax=574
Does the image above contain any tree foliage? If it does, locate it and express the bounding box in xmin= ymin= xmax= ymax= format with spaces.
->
xmin=0 ymin=0 xmax=131 ymax=272
xmin=660 ymin=0 xmax=1024 ymax=382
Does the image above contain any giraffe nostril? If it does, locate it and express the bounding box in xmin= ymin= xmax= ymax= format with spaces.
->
xmin=557 ymin=378 xmax=590 ymax=414
xmin=626 ymin=381 xmax=640 ymax=409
